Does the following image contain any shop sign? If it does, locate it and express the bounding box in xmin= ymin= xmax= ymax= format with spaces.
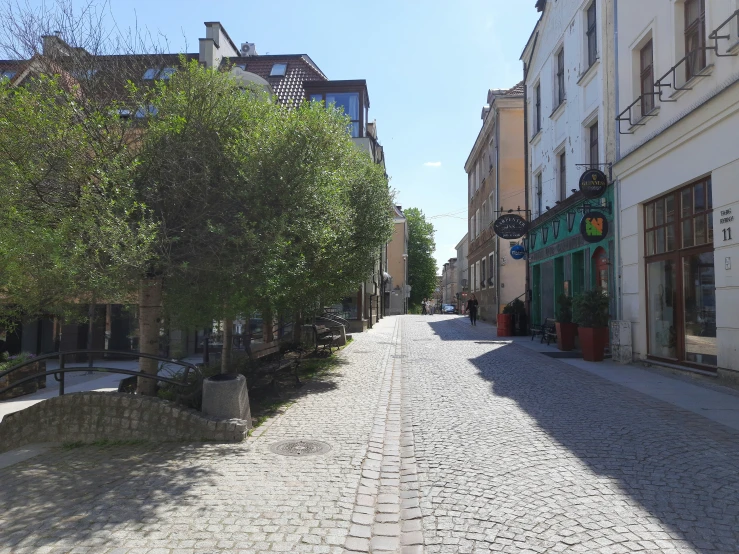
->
xmin=579 ymin=169 xmax=608 ymax=199
xmin=580 ymin=211 xmax=609 ymax=243
xmin=493 ymin=214 xmax=528 ymax=239
xmin=510 ymin=244 xmax=526 ymax=260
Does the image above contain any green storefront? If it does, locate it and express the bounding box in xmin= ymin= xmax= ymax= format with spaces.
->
xmin=527 ymin=186 xmax=615 ymax=325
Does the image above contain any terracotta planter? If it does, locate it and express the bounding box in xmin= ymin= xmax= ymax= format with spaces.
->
xmin=497 ymin=314 xmax=513 ymax=337
xmin=555 ymin=322 xmax=578 ymax=351
xmin=578 ymin=327 xmax=608 ymax=362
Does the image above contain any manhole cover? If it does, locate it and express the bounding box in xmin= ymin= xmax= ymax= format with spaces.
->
xmin=269 ymin=440 xmax=332 ymax=457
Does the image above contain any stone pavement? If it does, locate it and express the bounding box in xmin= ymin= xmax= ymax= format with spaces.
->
xmin=1 ymin=314 xmax=739 ymax=553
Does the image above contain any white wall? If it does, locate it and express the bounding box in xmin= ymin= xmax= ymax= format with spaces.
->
xmin=526 ymin=0 xmax=608 ymax=219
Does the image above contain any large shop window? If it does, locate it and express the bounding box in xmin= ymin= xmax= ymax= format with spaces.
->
xmin=644 ymin=177 xmax=716 ymax=367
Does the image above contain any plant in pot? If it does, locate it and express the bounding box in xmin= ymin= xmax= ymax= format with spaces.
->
xmin=498 ymin=304 xmax=515 ymax=337
xmin=555 ymin=294 xmax=578 ymax=351
xmin=572 ymin=289 xmax=610 ymax=361
xmin=509 ymin=298 xmax=528 ymax=336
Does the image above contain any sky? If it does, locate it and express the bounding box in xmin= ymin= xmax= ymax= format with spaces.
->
xmin=52 ymin=0 xmax=541 ymax=274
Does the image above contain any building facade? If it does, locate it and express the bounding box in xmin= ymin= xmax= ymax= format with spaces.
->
xmin=521 ymin=0 xmax=618 ymax=325
xmin=465 ymin=84 xmax=526 ymax=322
xmin=613 ymin=0 xmax=739 ymax=382
xmin=385 ymin=206 xmax=409 ymax=316
xmin=441 ymin=258 xmax=458 ymax=306
xmin=456 ymin=234 xmax=469 ymax=313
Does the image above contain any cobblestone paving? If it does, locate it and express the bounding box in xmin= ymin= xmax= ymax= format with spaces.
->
xmin=3 ymin=315 xmax=739 ymax=554
xmin=406 ymin=315 xmax=739 ymax=553
xmin=0 ymin=319 xmax=401 ymax=554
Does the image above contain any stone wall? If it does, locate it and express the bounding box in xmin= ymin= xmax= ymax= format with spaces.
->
xmin=0 ymin=361 xmax=47 ymax=400
xmin=0 ymin=391 xmax=248 ymax=453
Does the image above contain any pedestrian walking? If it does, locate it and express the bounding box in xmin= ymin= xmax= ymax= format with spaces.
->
xmin=422 ymin=298 xmax=428 ymax=315
xmin=466 ymin=294 xmax=479 ymax=326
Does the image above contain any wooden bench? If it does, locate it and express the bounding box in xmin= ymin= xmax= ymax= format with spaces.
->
xmin=245 ymin=340 xmax=305 ymax=390
xmin=312 ymin=324 xmax=337 ymax=356
xmin=530 ymin=318 xmax=557 ymax=345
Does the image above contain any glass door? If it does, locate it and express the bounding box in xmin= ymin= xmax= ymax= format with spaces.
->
xmin=682 ymin=251 xmax=717 ymax=366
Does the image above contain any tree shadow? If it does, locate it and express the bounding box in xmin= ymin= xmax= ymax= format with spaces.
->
xmin=0 ymin=441 xmax=246 ymax=550
xmin=469 ymin=342 xmax=739 ymax=551
xmin=427 ymin=318 xmax=498 ymax=341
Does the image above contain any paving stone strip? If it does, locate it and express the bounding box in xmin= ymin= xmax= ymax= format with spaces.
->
xmin=344 ymin=319 xmax=424 ymax=554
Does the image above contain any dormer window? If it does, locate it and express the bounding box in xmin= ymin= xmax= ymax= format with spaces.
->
xmin=143 ymin=68 xmax=159 ymax=80
xmin=159 ymin=67 xmax=176 ymax=80
xmin=309 ymin=92 xmax=361 ymax=137
xmin=270 ymin=63 xmax=287 ymax=77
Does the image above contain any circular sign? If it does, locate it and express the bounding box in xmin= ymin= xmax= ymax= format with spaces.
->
xmin=580 ymin=211 xmax=609 ymax=243
xmin=579 ymin=169 xmax=608 ymax=199
xmin=493 ymin=214 xmax=528 ymax=240
xmin=510 ymin=244 xmax=526 ymax=260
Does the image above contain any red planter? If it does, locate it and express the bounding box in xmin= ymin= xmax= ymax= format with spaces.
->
xmin=497 ymin=314 xmax=513 ymax=337
xmin=555 ymin=322 xmax=578 ymax=351
xmin=578 ymin=327 xmax=608 ymax=361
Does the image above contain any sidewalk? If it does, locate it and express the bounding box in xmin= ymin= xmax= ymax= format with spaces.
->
xmin=510 ymin=334 xmax=739 ymax=432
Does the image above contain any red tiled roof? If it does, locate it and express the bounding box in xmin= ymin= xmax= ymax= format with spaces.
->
xmin=506 ymin=81 xmax=525 ymax=96
xmin=224 ymin=54 xmax=328 ymax=108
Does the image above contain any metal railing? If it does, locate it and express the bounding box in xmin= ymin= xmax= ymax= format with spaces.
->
xmin=616 ymin=11 xmax=739 ymax=135
xmin=0 ymin=350 xmax=202 ymax=404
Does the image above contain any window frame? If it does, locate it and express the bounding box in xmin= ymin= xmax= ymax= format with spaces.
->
xmin=684 ymin=0 xmax=706 ymax=81
xmin=558 ymin=151 xmax=567 ymax=201
xmin=308 ymin=90 xmax=364 ymax=138
xmin=640 ymin=40 xmax=655 ymax=116
xmin=586 ymin=2 xmax=598 ymax=68
xmin=536 ymin=172 xmax=543 ymax=217
xmin=589 ymin=121 xmax=599 ymax=166
xmin=270 ymin=63 xmax=288 ymax=77
xmin=556 ymin=48 xmax=566 ymax=107
xmin=534 ymin=82 xmax=542 ymax=133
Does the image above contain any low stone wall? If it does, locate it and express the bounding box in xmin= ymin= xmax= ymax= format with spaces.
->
xmin=0 ymin=391 xmax=248 ymax=453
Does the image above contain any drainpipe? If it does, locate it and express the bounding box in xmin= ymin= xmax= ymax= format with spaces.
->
xmin=613 ymin=0 xmax=623 ymax=321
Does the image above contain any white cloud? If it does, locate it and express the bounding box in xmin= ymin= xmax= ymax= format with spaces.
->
xmin=424 ymin=161 xmax=442 ymax=167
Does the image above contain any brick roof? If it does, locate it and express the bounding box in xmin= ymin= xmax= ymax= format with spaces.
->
xmin=506 ymin=81 xmax=525 ymax=96
xmin=224 ymin=54 xmax=328 ymax=108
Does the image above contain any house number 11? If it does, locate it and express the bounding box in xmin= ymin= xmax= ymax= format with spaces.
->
xmin=723 ymin=227 xmax=733 ymax=241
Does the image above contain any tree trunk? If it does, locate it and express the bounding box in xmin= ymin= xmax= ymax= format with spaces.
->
xmin=137 ymin=277 xmax=163 ymax=396
xmin=293 ymin=311 xmax=302 ymax=345
xmin=87 ymin=295 xmax=95 ymax=368
xmin=221 ymin=317 xmax=233 ymax=374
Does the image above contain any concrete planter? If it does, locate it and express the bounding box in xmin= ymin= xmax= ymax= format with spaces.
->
xmin=0 ymin=360 xmax=46 ymax=400
xmin=201 ymin=374 xmax=252 ymax=427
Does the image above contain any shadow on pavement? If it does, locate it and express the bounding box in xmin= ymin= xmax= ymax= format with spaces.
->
xmin=470 ymin=341 xmax=739 ymax=551
xmin=0 ymin=441 xmax=245 ymax=550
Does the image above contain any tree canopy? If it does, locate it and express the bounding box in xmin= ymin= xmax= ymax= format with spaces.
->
xmin=405 ymin=208 xmax=437 ymax=309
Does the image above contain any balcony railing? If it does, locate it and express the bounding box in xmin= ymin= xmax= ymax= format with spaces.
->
xmin=616 ymin=10 xmax=739 ymax=135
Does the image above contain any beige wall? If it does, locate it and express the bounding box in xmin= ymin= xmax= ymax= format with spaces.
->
xmin=387 ymin=215 xmax=407 ymax=315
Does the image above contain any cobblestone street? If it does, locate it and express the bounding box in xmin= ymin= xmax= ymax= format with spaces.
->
xmin=1 ymin=315 xmax=739 ymax=553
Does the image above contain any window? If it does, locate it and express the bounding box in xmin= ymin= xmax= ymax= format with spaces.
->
xmin=482 ymin=201 xmax=488 ymax=227
xmin=308 ymin=92 xmax=361 ymax=137
xmin=488 ymin=192 xmax=495 ymax=223
xmin=536 ymin=173 xmax=543 ymax=216
xmin=470 ymin=216 xmax=475 ymax=240
xmin=481 ymin=258 xmax=486 ymax=288
xmin=558 ymin=152 xmax=567 ymax=201
xmin=640 ymin=40 xmax=655 ymax=116
xmin=684 ymin=0 xmax=706 ymax=81
xmin=475 ymin=209 xmax=481 ymax=237
xmin=586 ymin=2 xmax=597 ymax=67
xmin=142 ymin=68 xmax=159 ymax=80
xmin=270 ymin=63 xmax=287 ymax=77
xmin=159 ymin=67 xmax=176 ymax=80
xmin=1 ymin=70 xmax=16 ymax=80
xmin=589 ymin=122 xmax=599 ymax=166
xmin=534 ymin=83 xmax=541 ymax=133
xmin=556 ymin=49 xmax=566 ymax=106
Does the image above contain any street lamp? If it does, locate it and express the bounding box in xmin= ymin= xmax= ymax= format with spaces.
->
xmin=567 ymin=210 xmax=576 ymax=232
xmin=552 ymin=219 xmax=561 ymax=239
xmin=541 ymin=224 xmax=549 ymax=244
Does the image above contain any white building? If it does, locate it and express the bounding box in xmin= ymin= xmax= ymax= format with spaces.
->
xmin=613 ymin=0 xmax=739 ymax=383
xmin=521 ymin=0 xmax=617 ymax=324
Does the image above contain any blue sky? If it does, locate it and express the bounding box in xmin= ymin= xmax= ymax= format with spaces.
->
xmin=102 ymin=0 xmax=540 ymax=273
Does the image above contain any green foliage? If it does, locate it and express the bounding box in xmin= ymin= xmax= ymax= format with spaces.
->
xmin=0 ymin=351 xmax=36 ymax=372
xmin=405 ymin=208 xmax=437 ymax=309
xmin=556 ymin=294 xmax=573 ymax=323
xmin=502 ymin=298 xmax=525 ymax=316
xmin=572 ymin=289 xmax=610 ymax=328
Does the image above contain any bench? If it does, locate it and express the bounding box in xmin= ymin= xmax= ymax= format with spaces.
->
xmin=312 ymin=324 xmax=337 ymax=356
xmin=244 ymin=340 xmax=305 ymax=390
xmin=530 ymin=318 xmax=557 ymax=345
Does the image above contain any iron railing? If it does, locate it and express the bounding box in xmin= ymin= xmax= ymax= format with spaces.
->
xmin=0 ymin=350 xmax=202 ymax=404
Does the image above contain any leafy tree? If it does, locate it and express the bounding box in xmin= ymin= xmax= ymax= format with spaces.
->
xmin=405 ymin=208 xmax=437 ymax=309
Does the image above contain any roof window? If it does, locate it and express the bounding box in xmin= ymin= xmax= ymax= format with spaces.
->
xmin=270 ymin=63 xmax=287 ymax=77
xmin=1 ymin=70 xmax=16 ymax=80
xmin=142 ymin=68 xmax=159 ymax=80
xmin=159 ymin=67 xmax=176 ymax=80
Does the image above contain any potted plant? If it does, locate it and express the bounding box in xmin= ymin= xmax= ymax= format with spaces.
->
xmin=510 ymin=298 xmax=528 ymax=336
xmin=555 ymin=294 xmax=577 ymax=351
xmin=572 ymin=289 xmax=610 ymax=361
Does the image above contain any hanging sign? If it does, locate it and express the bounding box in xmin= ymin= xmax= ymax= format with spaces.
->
xmin=493 ymin=214 xmax=528 ymax=239
xmin=580 ymin=211 xmax=609 ymax=243
xmin=579 ymin=169 xmax=608 ymax=199
xmin=510 ymin=244 xmax=526 ymax=260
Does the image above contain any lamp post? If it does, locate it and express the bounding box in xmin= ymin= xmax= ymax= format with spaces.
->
xmin=542 ymin=224 xmax=549 ymax=244
xmin=552 ymin=219 xmax=561 ymax=240
xmin=567 ymin=210 xmax=576 ymax=232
